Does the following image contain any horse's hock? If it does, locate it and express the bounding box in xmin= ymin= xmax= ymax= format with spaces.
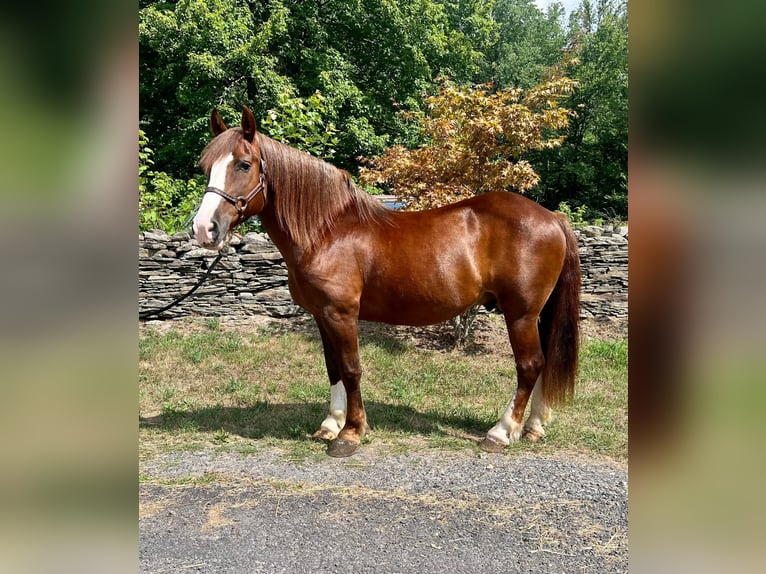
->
xmin=138 ymin=224 xmax=627 ymax=323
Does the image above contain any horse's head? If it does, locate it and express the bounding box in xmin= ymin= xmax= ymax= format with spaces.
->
xmin=192 ymin=106 xmax=267 ymax=250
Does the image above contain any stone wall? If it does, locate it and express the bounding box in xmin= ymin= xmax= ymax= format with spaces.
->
xmin=576 ymin=225 xmax=628 ymax=322
xmin=139 ymin=224 xmax=627 ymax=322
xmin=139 ymin=231 xmax=300 ymax=319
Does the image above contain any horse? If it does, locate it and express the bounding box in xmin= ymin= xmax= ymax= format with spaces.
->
xmin=192 ymin=106 xmax=581 ymax=458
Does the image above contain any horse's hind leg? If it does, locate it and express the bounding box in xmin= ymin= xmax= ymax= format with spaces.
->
xmin=522 ymin=379 xmax=552 ymax=442
xmin=481 ymin=314 xmax=544 ymax=452
xmin=311 ymin=320 xmax=346 ymax=442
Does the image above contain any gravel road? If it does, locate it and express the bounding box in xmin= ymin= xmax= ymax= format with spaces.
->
xmin=140 ymin=447 xmax=627 ymax=573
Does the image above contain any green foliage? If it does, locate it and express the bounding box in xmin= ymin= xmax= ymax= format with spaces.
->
xmin=531 ymin=0 xmax=628 ymax=219
xmin=140 ymin=172 xmax=204 ymax=233
xmin=139 ymin=0 xmax=628 ymax=228
xmin=555 ymin=200 xmax=606 ymax=226
xmin=491 ymin=0 xmax=567 ymax=89
xmin=139 ymin=0 xmax=486 ymax=176
xmin=260 ymin=90 xmax=339 ymax=159
xmin=138 ymin=129 xmax=153 ymax=195
xmin=139 ymin=129 xmax=204 ymax=232
xmin=140 ymin=0 xmax=290 ymax=176
xmin=555 ymin=201 xmax=589 ymax=227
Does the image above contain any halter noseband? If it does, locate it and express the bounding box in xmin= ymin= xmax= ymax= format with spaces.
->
xmin=204 ymin=158 xmax=267 ymax=218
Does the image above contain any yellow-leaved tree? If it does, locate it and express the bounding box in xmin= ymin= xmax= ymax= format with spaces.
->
xmin=359 ymin=75 xmax=577 ymax=345
xmin=359 ymin=76 xmax=577 ymax=210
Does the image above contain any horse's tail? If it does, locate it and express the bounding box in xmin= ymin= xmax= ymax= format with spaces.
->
xmin=539 ymin=214 xmax=581 ymax=406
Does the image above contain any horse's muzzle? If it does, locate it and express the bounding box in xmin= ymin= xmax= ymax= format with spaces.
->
xmin=193 ymin=217 xmax=224 ymax=249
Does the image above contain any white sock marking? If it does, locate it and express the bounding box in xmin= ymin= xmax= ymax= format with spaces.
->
xmin=319 ymin=383 xmax=347 ymax=435
xmin=524 ymin=376 xmax=551 ymax=436
xmin=486 ymin=391 xmax=524 ymax=445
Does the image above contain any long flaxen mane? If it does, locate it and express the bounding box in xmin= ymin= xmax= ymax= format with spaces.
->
xmin=200 ymin=128 xmax=393 ymax=250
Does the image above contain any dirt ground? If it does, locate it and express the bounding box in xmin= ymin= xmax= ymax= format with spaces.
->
xmin=140 ymin=448 xmax=627 ymax=574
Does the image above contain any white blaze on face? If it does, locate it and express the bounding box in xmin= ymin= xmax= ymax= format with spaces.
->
xmin=193 ymin=153 xmax=233 ymax=246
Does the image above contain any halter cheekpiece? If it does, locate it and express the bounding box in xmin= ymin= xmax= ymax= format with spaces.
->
xmin=204 ymin=157 xmax=267 ymax=218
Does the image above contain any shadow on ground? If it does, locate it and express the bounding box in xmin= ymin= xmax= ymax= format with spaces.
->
xmin=139 ymin=399 xmax=490 ymax=443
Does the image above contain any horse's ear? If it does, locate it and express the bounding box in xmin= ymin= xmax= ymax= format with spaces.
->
xmin=210 ymin=108 xmax=227 ymax=136
xmin=241 ymin=105 xmax=257 ymax=143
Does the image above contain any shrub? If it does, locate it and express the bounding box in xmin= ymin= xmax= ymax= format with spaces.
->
xmin=139 ymin=129 xmax=204 ymax=233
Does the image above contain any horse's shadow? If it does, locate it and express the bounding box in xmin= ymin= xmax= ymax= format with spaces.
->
xmin=139 ymin=400 xmax=489 ymax=444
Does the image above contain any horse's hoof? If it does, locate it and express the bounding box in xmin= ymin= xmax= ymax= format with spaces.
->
xmin=310 ymin=428 xmax=337 ymax=442
xmin=327 ymin=438 xmax=360 ymax=458
xmin=522 ymin=428 xmax=544 ymax=443
xmin=479 ymin=436 xmax=508 ymax=453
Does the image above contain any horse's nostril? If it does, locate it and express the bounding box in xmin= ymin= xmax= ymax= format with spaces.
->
xmin=210 ymin=220 xmax=219 ymax=242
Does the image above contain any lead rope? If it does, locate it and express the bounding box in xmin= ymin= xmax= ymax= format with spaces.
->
xmin=140 ymin=158 xmax=266 ymax=320
xmin=139 ymin=250 xmax=225 ymax=320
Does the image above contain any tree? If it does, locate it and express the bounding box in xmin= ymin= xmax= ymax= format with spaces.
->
xmin=139 ymin=130 xmax=204 ymax=232
xmin=529 ymin=0 xmax=628 ymax=219
xmin=491 ymin=0 xmax=567 ymax=89
xmin=139 ymin=0 xmax=492 ymax=176
xmin=438 ymin=0 xmax=501 ymax=83
xmin=139 ymin=0 xmax=627 ymax=223
xmin=140 ymin=0 xmax=291 ymax=176
xmin=359 ymin=76 xmax=576 ymax=210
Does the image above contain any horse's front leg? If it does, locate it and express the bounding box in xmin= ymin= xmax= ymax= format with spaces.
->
xmin=316 ymin=308 xmax=367 ymax=458
xmin=311 ymin=319 xmax=346 ymax=442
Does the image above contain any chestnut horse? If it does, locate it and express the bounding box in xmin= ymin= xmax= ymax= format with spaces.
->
xmin=192 ymin=106 xmax=581 ymax=457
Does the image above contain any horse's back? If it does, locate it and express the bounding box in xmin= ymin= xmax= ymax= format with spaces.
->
xmin=383 ymin=191 xmax=566 ymax=266
xmin=388 ymin=191 xmax=561 ymax=234
xmin=457 ymin=191 xmax=563 ymax=232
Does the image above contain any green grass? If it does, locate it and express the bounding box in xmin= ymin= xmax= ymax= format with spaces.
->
xmin=139 ymin=319 xmax=627 ymax=461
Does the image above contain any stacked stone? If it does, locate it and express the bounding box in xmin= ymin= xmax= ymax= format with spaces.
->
xmin=139 ymin=230 xmax=301 ymax=319
xmin=574 ymin=224 xmax=628 ymax=322
xmin=139 ymin=223 xmax=628 ymax=323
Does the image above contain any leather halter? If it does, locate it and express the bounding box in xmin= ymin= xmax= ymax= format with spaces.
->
xmin=204 ymin=158 xmax=267 ymax=219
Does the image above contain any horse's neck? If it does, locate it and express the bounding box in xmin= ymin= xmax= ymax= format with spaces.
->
xmin=256 ymin=205 xmax=306 ymax=265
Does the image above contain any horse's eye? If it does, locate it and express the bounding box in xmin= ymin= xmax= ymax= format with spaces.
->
xmin=238 ymin=161 xmax=251 ymax=172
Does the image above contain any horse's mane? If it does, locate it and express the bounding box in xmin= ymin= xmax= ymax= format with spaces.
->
xmin=200 ymin=128 xmax=393 ymax=250
xmin=255 ymin=132 xmax=394 ymax=249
